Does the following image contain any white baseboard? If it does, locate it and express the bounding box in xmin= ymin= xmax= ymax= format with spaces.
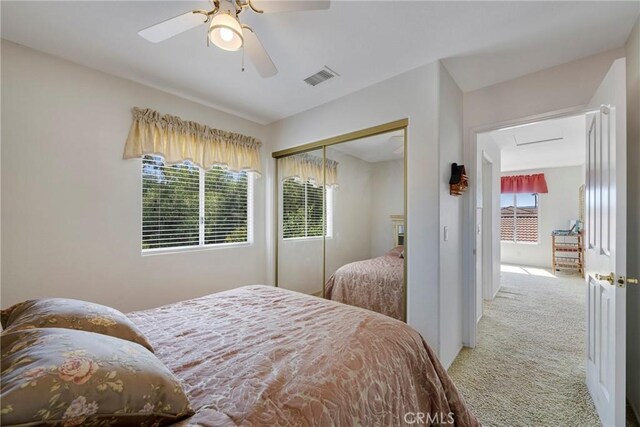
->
xmin=491 ymin=284 xmax=502 ymax=300
xmin=444 ymin=345 xmax=464 ymax=370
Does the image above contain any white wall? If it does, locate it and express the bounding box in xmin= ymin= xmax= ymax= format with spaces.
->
xmin=277 ymin=239 xmax=323 ymax=295
xmin=625 ymin=15 xmax=640 ymax=420
xmin=462 ymin=48 xmax=624 ymax=345
xmin=268 ymin=61 xmax=444 ymax=356
xmin=438 ymin=63 xmax=464 ymax=367
xmin=500 ymin=166 xmax=584 ymax=268
xmin=370 ymin=159 xmax=403 ymax=258
xmin=1 ymin=41 xmax=269 ymax=312
xmin=463 ymin=48 xmax=625 ymax=134
xmin=325 ymin=150 xmax=373 ymax=278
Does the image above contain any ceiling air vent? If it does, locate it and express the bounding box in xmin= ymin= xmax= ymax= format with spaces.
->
xmin=304 ymin=66 xmax=339 ymax=86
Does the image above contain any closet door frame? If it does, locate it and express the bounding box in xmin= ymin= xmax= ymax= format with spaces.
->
xmin=272 ymin=118 xmax=409 ymax=321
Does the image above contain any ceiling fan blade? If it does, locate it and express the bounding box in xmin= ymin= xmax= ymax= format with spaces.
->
xmin=139 ymin=11 xmax=208 ymax=43
xmin=250 ymin=0 xmax=330 ymax=13
xmin=242 ymin=27 xmax=278 ymax=78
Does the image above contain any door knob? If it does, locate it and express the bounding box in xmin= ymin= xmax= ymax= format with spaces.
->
xmin=628 ymin=277 xmax=639 ymax=285
xmin=596 ymin=273 xmax=615 ymax=284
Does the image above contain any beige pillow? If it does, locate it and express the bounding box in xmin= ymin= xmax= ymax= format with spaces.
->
xmin=1 ymin=298 xmax=153 ymax=352
xmin=387 ymin=245 xmax=404 ymax=258
xmin=0 ymin=327 xmax=194 ymax=426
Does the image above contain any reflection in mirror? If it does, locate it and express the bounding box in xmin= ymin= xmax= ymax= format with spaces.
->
xmin=323 ymin=130 xmax=405 ymax=320
xmin=277 ymin=148 xmax=328 ymax=295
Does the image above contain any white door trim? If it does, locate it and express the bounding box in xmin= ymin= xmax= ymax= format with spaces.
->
xmin=481 ymin=152 xmax=494 ymax=304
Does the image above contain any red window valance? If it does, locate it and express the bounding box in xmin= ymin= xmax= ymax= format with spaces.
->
xmin=501 ymin=174 xmax=548 ymax=194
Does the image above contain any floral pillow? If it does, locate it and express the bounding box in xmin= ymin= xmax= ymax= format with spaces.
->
xmin=1 ymin=298 xmax=154 ymax=352
xmin=0 ymin=327 xmax=194 ymax=426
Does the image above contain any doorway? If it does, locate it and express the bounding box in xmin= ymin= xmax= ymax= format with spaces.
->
xmin=453 ymin=111 xmax=597 ymax=425
xmin=478 ymin=112 xmax=588 ymax=334
xmin=459 ymin=58 xmax=630 ymax=427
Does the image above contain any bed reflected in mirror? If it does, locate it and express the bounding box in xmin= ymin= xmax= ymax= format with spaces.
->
xmin=274 ymin=122 xmax=406 ymax=321
xmin=323 ymin=131 xmax=405 ymax=320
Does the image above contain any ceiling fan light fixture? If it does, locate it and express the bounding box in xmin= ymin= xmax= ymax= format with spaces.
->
xmin=209 ymin=12 xmax=243 ymax=51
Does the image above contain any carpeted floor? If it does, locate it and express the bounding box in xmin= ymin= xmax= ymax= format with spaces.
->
xmin=448 ymin=265 xmax=601 ymax=427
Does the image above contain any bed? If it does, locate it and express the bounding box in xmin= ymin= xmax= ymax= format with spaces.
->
xmin=324 ymin=246 xmax=404 ymax=320
xmin=128 ymin=285 xmax=477 ymax=426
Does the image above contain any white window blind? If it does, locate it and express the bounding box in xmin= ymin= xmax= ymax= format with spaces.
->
xmin=282 ymin=178 xmax=332 ymax=239
xmin=142 ymin=155 xmax=252 ymax=251
xmin=204 ymin=167 xmax=251 ymax=245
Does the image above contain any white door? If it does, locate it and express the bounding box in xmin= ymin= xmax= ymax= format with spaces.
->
xmin=585 ymin=58 xmax=627 ymax=427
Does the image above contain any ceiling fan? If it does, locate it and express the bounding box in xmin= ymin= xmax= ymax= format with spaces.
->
xmin=138 ymin=0 xmax=330 ymax=78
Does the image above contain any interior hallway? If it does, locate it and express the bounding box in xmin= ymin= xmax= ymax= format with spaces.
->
xmin=449 ymin=265 xmax=599 ymax=426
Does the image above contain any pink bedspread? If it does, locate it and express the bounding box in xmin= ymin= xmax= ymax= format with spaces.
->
xmin=128 ymin=285 xmax=478 ymax=426
xmin=325 ymin=248 xmax=404 ymax=320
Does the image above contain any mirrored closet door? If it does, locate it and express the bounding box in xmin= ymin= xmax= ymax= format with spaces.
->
xmin=274 ymin=120 xmax=407 ymax=321
xmin=276 ymin=148 xmax=325 ymax=296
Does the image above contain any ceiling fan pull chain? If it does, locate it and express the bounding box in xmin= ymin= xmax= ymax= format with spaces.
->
xmin=242 ymin=47 xmax=245 ymax=72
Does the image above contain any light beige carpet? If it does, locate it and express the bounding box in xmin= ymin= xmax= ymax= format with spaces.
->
xmin=448 ymin=266 xmax=601 ymax=427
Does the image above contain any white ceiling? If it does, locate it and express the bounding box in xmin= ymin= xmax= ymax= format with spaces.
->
xmin=329 ymin=130 xmax=404 ymax=163
xmin=488 ymin=114 xmax=586 ymax=172
xmin=1 ymin=1 xmax=638 ymax=124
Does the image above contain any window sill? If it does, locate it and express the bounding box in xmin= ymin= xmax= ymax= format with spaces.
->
xmin=501 ymin=241 xmax=540 ymax=246
xmin=282 ymin=236 xmax=333 ymax=242
xmin=142 ymin=241 xmax=252 ymax=256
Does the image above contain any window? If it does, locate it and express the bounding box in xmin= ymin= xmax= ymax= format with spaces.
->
xmin=282 ymin=178 xmax=332 ymax=239
xmin=142 ymin=155 xmax=252 ymax=251
xmin=500 ymin=193 xmax=539 ymax=243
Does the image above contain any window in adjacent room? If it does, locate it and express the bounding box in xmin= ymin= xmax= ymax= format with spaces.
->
xmin=142 ymin=155 xmax=253 ymax=251
xmin=282 ymin=178 xmax=333 ymax=239
xmin=500 ymin=193 xmax=539 ymax=243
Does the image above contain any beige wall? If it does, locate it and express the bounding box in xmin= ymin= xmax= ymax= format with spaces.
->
xmin=626 ymin=15 xmax=640 ymax=420
xmin=0 ymin=40 xmax=269 ymax=312
xmin=500 ymin=166 xmax=585 ymax=269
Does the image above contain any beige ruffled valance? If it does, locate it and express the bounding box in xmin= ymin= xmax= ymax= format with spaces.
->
xmin=280 ymin=153 xmax=338 ymax=187
xmin=123 ymin=107 xmax=262 ymax=175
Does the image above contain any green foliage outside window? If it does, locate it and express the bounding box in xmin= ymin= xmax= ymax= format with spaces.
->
xmin=282 ymin=178 xmax=326 ymax=239
xmin=142 ymin=155 xmax=249 ymax=250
